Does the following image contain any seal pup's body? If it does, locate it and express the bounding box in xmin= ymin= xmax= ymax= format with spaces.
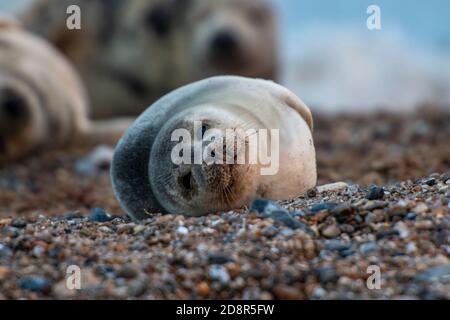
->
xmin=111 ymin=76 xmax=316 ymax=219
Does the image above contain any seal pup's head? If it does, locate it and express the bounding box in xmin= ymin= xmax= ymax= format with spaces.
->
xmin=148 ymin=103 xmax=263 ymax=216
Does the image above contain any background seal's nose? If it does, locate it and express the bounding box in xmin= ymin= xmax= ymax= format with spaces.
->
xmin=0 ymin=87 xmax=27 ymax=120
xmin=210 ymin=30 xmax=238 ymax=55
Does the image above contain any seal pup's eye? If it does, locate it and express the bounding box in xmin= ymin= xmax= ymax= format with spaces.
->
xmin=144 ymin=6 xmax=172 ymax=37
xmin=0 ymin=88 xmax=27 ymax=120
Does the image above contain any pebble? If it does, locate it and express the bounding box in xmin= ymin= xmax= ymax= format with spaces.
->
xmin=127 ymin=278 xmax=148 ymax=297
xmin=325 ymin=240 xmax=350 ymax=252
xmin=207 ymin=253 xmax=234 ymax=265
xmin=0 ymin=244 xmax=12 ymax=259
xmin=306 ymin=188 xmax=317 ymax=197
xmin=0 ymin=218 xmax=12 ymax=227
xmin=366 ymin=185 xmax=385 ymax=200
xmin=415 ymin=220 xmax=433 ymax=230
xmin=321 ymin=224 xmax=341 ymax=238
xmin=415 ymin=265 xmax=450 ymax=283
xmin=406 ymin=242 xmax=417 ymax=253
xmin=310 ymin=202 xmax=338 ymax=213
xmin=88 ymin=208 xmax=114 ymax=222
xmin=176 ymin=225 xmax=189 ymax=236
xmin=273 ymin=285 xmax=303 ymax=299
xmin=376 ymin=229 xmax=399 ymax=239
xmin=360 ymin=242 xmax=378 ymax=255
xmin=405 ymin=212 xmax=417 ymax=220
xmin=330 ymin=203 xmax=353 ymax=216
xmin=312 ymin=286 xmax=327 ymax=299
xmin=249 ymin=199 xmax=313 ymax=233
xmin=394 ymin=221 xmax=410 ymax=239
xmin=316 ymin=182 xmax=348 ymax=193
xmin=20 ymin=276 xmax=51 ymax=293
xmin=74 ymin=145 xmax=114 ymax=176
xmin=315 ymin=267 xmax=338 ymax=283
xmin=363 ymin=200 xmax=387 ymax=211
xmin=413 ymin=203 xmax=429 ymax=214
xmin=209 ymin=265 xmax=230 ymax=283
xmin=339 ymin=248 xmax=355 ymax=257
xmin=116 ymin=266 xmax=139 ymax=279
xmin=196 ymin=281 xmax=210 ymax=297
xmin=117 ymin=223 xmax=134 ymax=235
xmin=98 ymin=226 xmax=111 ymax=233
xmin=11 ymin=218 xmax=27 ymax=228
xmin=249 ymin=198 xmax=282 ymax=216
xmin=423 ymin=178 xmax=436 ymax=186
xmin=133 ymin=225 xmax=145 ymax=234
xmin=346 ymin=184 xmax=360 ymax=195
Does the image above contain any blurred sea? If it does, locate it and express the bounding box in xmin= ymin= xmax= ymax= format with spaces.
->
xmin=2 ymin=0 xmax=450 ymax=112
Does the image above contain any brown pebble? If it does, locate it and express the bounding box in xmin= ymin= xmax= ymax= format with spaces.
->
xmin=415 ymin=220 xmax=433 ymax=230
xmin=321 ymin=224 xmax=341 ymax=238
xmin=196 ymin=281 xmax=210 ymax=297
xmin=273 ymin=285 xmax=304 ymax=299
xmin=413 ymin=203 xmax=429 ymax=214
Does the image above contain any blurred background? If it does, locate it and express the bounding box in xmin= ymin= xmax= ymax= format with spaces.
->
xmin=2 ymin=0 xmax=450 ymax=112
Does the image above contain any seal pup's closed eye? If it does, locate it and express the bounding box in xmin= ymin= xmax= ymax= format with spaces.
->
xmin=111 ymin=76 xmax=316 ymax=219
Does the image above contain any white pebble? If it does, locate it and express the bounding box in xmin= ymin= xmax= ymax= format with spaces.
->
xmin=176 ymin=225 xmax=189 ymax=235
xmin=316 ymin=182 xmax=348 ymax=193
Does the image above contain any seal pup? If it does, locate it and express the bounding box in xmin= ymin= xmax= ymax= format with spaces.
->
xmin=20 ymin=0 xmax=278 ymax=119
xmin=0 ymin=18 xmax=130 ymax=165
xmin=111 ymin=76 xmax=316 ymax=219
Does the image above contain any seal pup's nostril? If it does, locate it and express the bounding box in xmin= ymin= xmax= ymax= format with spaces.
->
xmin=180 ymin=170 xmax=194 ymax=191
xmin=177 ymin=169 xmax=198 ymax=201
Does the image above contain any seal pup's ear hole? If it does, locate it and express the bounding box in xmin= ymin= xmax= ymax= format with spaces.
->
xmin=144 ymin=5 xmax=172 ymax=37
xmin=0 ymin=88 xmax=28 ymax=121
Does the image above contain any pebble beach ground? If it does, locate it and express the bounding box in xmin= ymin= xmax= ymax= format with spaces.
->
xmin=0 ymin=107 xmax=449 ymax=299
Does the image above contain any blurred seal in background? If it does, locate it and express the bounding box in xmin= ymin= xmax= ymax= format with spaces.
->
xmin=0 ymin=16 xmax=130 ymax=164
xmin=20 ymin=0 xmax=278 ymax=119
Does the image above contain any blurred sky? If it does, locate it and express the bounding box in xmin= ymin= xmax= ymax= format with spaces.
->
xmin=2 ymin=0 xmax=450 ymax=111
